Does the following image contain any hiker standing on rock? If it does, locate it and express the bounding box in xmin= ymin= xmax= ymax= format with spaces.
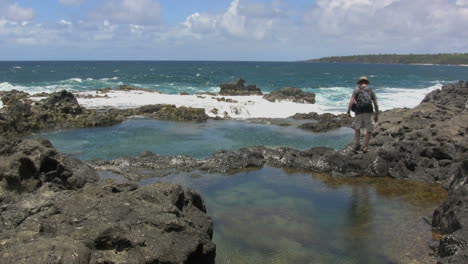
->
xmin=347 ymin=77 xmax=379 ymax=153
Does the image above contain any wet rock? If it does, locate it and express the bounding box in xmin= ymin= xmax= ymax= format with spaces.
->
xmin=290 ymin=112 xmax=352 ymax=132
xmin=153 ymin=105 xmax=209 ymax=122
xmin=213 ymin=97 xmax=239 ymax=103
xmin=291 ymin=112 xmax=342 ymax=121
xmin=0 ymin=90 xmax=30 ymax=106
xmin=219 ymin=79 xmax=263 ymax=96
xmin=299 ymin=119 xmax=351 ymax=133
xmin=0 ymin=139 xmax=216 ymax=264
xmin=263 ymin=87 xmax=316 ymax=104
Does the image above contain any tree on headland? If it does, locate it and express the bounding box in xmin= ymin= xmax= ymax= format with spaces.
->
xmin=307 ymin=53 xmax=468 ymax=65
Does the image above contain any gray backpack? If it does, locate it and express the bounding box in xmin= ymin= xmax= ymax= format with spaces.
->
xmin=352 ymin=87 xmax=374 ymax=113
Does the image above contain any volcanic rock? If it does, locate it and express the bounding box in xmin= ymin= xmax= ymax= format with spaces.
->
xmin=263 ymin=87 xmax=316 ymax=104
xmin=0 ymin=138 xmax=216 ymax=264
xmin=219 ymin=79 xmax=263 ymax=96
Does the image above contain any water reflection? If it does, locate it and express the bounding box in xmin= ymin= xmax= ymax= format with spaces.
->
xmin=137 ymin=166 xmax=447 ymax=264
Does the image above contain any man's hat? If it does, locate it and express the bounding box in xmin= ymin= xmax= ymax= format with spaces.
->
xmin=357 ymin=76 xmax=370 ymax=84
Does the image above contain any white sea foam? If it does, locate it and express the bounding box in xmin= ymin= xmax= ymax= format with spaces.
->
xmin=70 ymin=83 xmax=442 ymax=119
xmin=0 ymin=98 xmax=3 ymax=109
xmin=74 ymin=90 xmax=330 ymax=118
xmin=67 ymin=78 xmax=83 ymax=83
xmin=0 ymin=82 xmax=17 ymax=91
xmin=13 ymin=66 xmax=22 ymax=69
xmin=0 ymin=81 xmax=76 ymax=94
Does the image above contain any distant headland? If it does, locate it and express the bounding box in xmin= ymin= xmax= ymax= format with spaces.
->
xmin=306 ymin=53 xmax=468 ymax=66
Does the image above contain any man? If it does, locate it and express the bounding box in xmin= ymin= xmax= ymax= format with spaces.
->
xmin=347 ymin=76 xmax=379 ymax=153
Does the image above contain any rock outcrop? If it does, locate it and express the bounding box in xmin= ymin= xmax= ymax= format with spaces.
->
xmin=0 ymin=90 xmax=209 ymax=136
xmin=219 ymin=79 xmax=263 ymax=96
xmin=263 ymin=87 xmax=316 ymax=104
xmin=291 ymin=112 xmax=352 ymax=132
xmin=0 ymin=138 xmax=216 ymax=264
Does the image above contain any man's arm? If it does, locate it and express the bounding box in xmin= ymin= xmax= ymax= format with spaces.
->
xmin=347 ymin=87 xmax=358 ymax=117
xmin=372 ymin=92 xmax=379 ymax=122
xmin=347 ymin=96 xmax=355 ymax=114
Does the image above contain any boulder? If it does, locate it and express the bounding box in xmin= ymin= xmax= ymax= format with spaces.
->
xmin=263 ymin=87 xmax=316 ymax=104
xmin=219 ymin=79 xmax=263 ymax=96
xmin=39 ymin=90 xmax=83 ymax=115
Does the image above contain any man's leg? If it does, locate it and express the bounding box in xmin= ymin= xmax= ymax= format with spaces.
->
xmin=363 ymin=131 xmax=371 ymax=150
xmin=362 ymin=113 xmax=374 ymax=151
xmin=353 ymin=129 xmax=361 ymax=151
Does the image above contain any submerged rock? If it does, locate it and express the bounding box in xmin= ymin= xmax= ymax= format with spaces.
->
xmin=0 ymin=138 xmax=216 ymax=264
xmin=219 ymin=79 xmax=263 ymax=96
xmin=289 ymin=112 xmax=352 ymax=132
xmin=263 ymin=87 xmax=316 ymax=104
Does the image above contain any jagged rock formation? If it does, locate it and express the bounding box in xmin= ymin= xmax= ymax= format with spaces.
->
xmin=0 ymin=138 xmax=216 ymax=264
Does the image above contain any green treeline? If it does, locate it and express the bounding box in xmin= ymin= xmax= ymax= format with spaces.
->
xmin=307 ymin=53 xmax=468 ymax=65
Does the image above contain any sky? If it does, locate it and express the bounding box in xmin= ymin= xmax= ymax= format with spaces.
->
xmin=0 ymin=0 xmax=467 ymax=61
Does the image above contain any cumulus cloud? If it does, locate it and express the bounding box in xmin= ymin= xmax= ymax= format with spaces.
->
xmin=302 ymin=0 xmax=468 ymax=54
xmin=182 ymin=0 xmax=284 ymax=40
xmin=90 ymin=0 xmax=161 ymax=25
xmin=2 ymin=2 xmax=35 ymax=21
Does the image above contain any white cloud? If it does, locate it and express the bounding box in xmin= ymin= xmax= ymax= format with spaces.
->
xmin=302 ymin=0 xmax=468 ymax=54
xmin=182 ymin=0 xmax=283 ymax=40
xmin=59 ymin=19 xmax=72 ymax=25
xmin=5 ymin=3 xmax=35 ymax=21
xmin=90 ymin=0 xmax=161 ymax=25
xmin=58 ymin=0 xmax=85 ymax=5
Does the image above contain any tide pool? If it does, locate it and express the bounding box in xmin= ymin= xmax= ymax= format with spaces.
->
xmin=139 ymin=166 xmax=447 ymax=264
xmin=33 ymin=118 xmax=353 ymax=160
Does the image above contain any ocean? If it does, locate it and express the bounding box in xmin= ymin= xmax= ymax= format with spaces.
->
xmin=1 ymin=61 xmax=467 ymax=117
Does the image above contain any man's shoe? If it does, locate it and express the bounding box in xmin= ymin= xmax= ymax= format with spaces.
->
xmin=353 ymin=143 xmax=361 ymax=153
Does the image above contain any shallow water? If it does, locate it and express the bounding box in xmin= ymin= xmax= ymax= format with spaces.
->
xmin=32 ymin=119 xmax=353 ymax=160
xmin=140 ymin=167 xmax=447 ymax=264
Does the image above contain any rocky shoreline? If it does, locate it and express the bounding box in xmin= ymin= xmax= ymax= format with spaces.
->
xmin=0 ymin=81 xmax=467 ymax=263
xmin=89 ymin=81 xmax=468 ymax=263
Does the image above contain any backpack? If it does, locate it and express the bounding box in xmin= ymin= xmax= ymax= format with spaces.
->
xmin=351 ymin=87 xmax=374 ymax=114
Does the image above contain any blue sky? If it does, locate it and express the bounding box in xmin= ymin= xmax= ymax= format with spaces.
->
xmin=0 ymin=0 xmax=467 ymax=61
